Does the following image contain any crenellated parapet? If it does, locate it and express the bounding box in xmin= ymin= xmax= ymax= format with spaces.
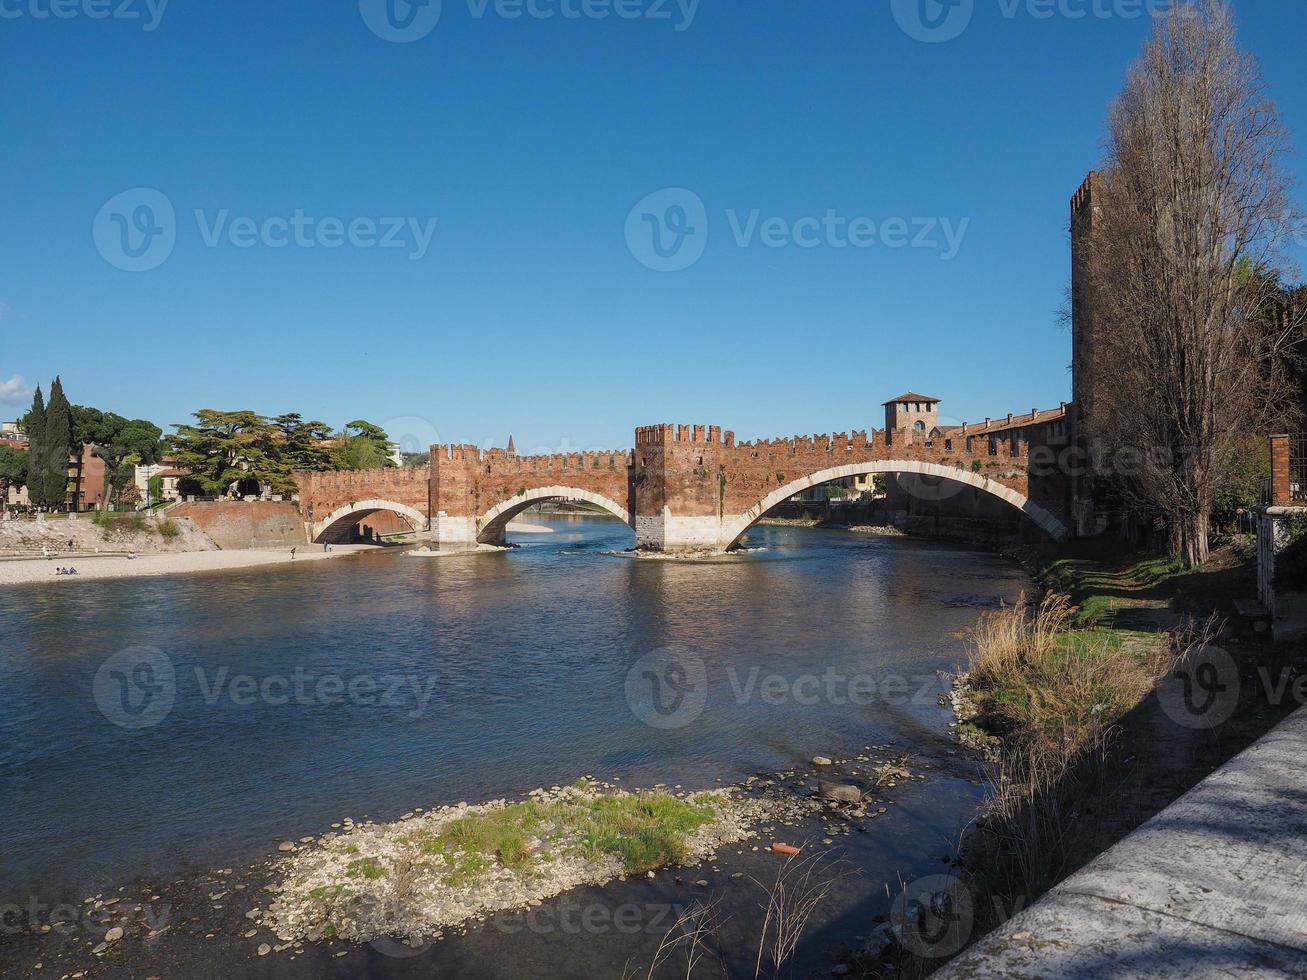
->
xmin=295 ymin=414 xmax=1070 ymax=551
xmin=293 ymin=466 xmax=429 ymax=523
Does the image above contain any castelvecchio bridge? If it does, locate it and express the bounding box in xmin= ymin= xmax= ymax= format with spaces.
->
xmin=295 ymin=404 xmax=1074 ymax=553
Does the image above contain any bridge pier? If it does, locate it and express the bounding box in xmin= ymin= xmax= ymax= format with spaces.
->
xmin=427 ymin=512 xmax=482 ymax=551
xmin=635 ymin=512 xmax=736 ymax=554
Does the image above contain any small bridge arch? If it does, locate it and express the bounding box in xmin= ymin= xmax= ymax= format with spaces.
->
xmin=476 ymin=485 xmax=632 ymax=544
xmin=722 ymin=461 xmax=1068 ymax=548
xmin=312 ymin=499 xmax=427 ymax=544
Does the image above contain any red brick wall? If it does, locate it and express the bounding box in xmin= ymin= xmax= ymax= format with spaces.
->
xmin=632 ymin=423 xmax=1033 ymax=520
xmin=293 ymin=468 xmax=430 ymax=526
xmin=171 ymin=500 xmax=306 ymax=548
xmin=1271 ymin=434 xmax=1291 ymax=505
xmin=430 ymin=445 xmax=632 ymax=520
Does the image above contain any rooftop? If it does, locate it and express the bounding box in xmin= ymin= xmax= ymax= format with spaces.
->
xmin=882 ymin=392 xmax=940 ymax=405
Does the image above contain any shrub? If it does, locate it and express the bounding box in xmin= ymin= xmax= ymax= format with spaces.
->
xmin=157 ymin=518 xmax=180 ymax=540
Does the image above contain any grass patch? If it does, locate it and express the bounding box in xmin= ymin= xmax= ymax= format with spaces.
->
xmin=1039 ymin=538 xmax=1254 ymax=626
xmin=90 ymin=510 xmax=148 ymax=537
xmin=157 ymin=518 xmax=180 ymax=540
xmin=392 ymin=790 xmax=722 ymax=885
xmin=345 ymin=857 xmax=386 ymax=880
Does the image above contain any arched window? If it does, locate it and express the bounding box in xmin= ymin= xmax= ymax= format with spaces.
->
xmin=913 ymin=420 xmax=926 ymax=433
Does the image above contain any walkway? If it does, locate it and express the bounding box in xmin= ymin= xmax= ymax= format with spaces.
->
xmin=933 ymin=704 xmax=1307 ymax=978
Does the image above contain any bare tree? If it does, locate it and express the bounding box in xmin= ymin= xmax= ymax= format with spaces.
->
xmin=1085 ymin=0 xmax=1301 ymax=565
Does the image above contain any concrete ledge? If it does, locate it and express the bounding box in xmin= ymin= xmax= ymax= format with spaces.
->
xmin=932 ymin=705 xmax=1307 ymax=978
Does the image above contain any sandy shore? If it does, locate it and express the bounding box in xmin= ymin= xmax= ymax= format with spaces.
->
xmin=0 ymin=544 xmax=383 ymax=586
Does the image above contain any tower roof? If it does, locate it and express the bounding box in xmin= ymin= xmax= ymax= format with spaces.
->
xmin=882 ymin=392 xmax=940 ymax=405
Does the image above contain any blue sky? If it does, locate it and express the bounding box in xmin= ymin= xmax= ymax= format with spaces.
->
xmin=2 ymin=0 xmax=1305 ymax=453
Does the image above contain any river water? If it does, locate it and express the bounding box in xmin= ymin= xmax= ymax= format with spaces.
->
xmin=0 ymin=519 xmax=1029 ymax=909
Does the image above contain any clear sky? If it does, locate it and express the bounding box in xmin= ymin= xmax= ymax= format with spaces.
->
xmin=2 ymin=0 xmax=1305 ymax=453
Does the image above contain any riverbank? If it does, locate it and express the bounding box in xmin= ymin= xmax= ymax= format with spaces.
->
xmin=1 ymin=751 xmax=965 ymax=980
xmin=0 ymin=543 xmax=382 ymax=585
xmin=859 ymin=535 xmax=1307 ymax=978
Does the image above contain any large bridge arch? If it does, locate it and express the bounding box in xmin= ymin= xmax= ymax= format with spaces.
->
xmin=722 ymin=461 xmax=1068 ymax=548
xmin=476 ymin=485 xmax=632 ymax=544
xmin=312 ymin=499 xmax=427 ymax=544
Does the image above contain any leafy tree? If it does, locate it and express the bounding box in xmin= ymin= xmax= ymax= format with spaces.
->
xmin=272 ymin=413 xmax=337 ymax=473
xmin=170 ymin=410 xmax=280 ymax=497
xmin=23 ymin=386 xmax=46 ymax=507
xmin=0 ymin=444 xmax=27 ymax=507
xmin=147 ymin=473 xmax=164 ymax=505
xmin=93 ymin=418 xmax=165 ymax=510
xmin=336 ymin=420 xmax=395 ymax=470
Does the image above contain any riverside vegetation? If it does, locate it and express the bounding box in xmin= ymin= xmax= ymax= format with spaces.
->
xmin=861 ymin=537 xmax=1265 ymax=979
xmin=266 ymin=781 xmax=769 ymax=947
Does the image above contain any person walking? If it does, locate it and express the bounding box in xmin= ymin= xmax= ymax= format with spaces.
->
xmin=290 ymin=547 xmax=297 ymax=561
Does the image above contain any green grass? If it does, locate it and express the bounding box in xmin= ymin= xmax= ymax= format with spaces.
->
xmin=345 ymin=857 xmax=386 ymax=880
xmin=1039 ymin=538 xmax=1254 ymax=627
xmin=392 ymin=790 xmax=722 ymax=886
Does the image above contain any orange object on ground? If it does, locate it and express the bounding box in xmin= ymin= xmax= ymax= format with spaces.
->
xmin=771 ymin=843 xmax=801 ymax=856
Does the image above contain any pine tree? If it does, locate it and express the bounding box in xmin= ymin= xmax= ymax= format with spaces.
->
xmin=42 ymin=377 xmax=73 ymax=509
xmin=24 ymin=386 xmax=46 ymax=507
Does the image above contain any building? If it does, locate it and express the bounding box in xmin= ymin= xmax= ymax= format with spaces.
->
xmin=134 ymin=461 xmax=186 ymax=504
xmin=67 ymin=444 xmax=107 ymax=511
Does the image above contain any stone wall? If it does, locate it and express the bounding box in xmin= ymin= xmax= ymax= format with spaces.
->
xmin=170 ymin=500 xmax=307 ymax=549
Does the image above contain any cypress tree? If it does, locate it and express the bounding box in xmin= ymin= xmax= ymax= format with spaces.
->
xmin=24 ymin=386 xmax=46 ymax=507
xmin=43 ymin=377 xmax=73 ymax=509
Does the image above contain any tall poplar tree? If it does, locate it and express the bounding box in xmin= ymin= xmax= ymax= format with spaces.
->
xmin=42 ymin=377 xmax=73 ymax=509
xmin=24 ymin=386 xmax=46 ymax=507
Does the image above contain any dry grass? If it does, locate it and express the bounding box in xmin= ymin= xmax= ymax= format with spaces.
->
xmin=624 ymin=850 xmax=848 ymax=980
xmin=961 ymin=592 xmax=1184 ymax=911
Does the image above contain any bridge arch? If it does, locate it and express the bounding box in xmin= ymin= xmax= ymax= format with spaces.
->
xmin=722 ymin=461 xmax=1068 ymax=548
xmin=312 ymin=499 xmax=427 ymax=544
xmin=476 ymin=485 xmax=632 ymax=544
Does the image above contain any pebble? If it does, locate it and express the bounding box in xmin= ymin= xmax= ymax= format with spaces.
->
xmin=104 ymin=927 xmax=124 ymax=943
xmin=812 ymin=756 xmax=833 ymax=766
xmin=277 ymin=842 xmax=295 ymax=852
xmin=258 ymin=943 xmax=272 ymax=956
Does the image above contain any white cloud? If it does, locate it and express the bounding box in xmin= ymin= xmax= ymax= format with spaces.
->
xmin=0 ymin=375 xmax=32 ymax=406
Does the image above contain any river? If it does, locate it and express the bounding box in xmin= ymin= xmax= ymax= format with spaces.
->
xmin=0 ymin=518 xmax=1029 ymax=974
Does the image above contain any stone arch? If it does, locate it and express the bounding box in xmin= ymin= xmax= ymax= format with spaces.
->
xmin=312 ymin=499 xmax=427 ymax=544
xmin=722 ymin=461 xmax=1068 ymax=548
xmin=476 ymin=485 xmax=632 ymax=544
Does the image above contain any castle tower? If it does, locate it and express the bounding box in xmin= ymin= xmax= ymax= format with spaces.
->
xmin=882 ymin=393 xmax=940 ymax=434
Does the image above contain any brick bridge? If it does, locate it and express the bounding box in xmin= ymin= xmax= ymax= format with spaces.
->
xmin=294 ymin=418 xmax=1071 ymax=553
